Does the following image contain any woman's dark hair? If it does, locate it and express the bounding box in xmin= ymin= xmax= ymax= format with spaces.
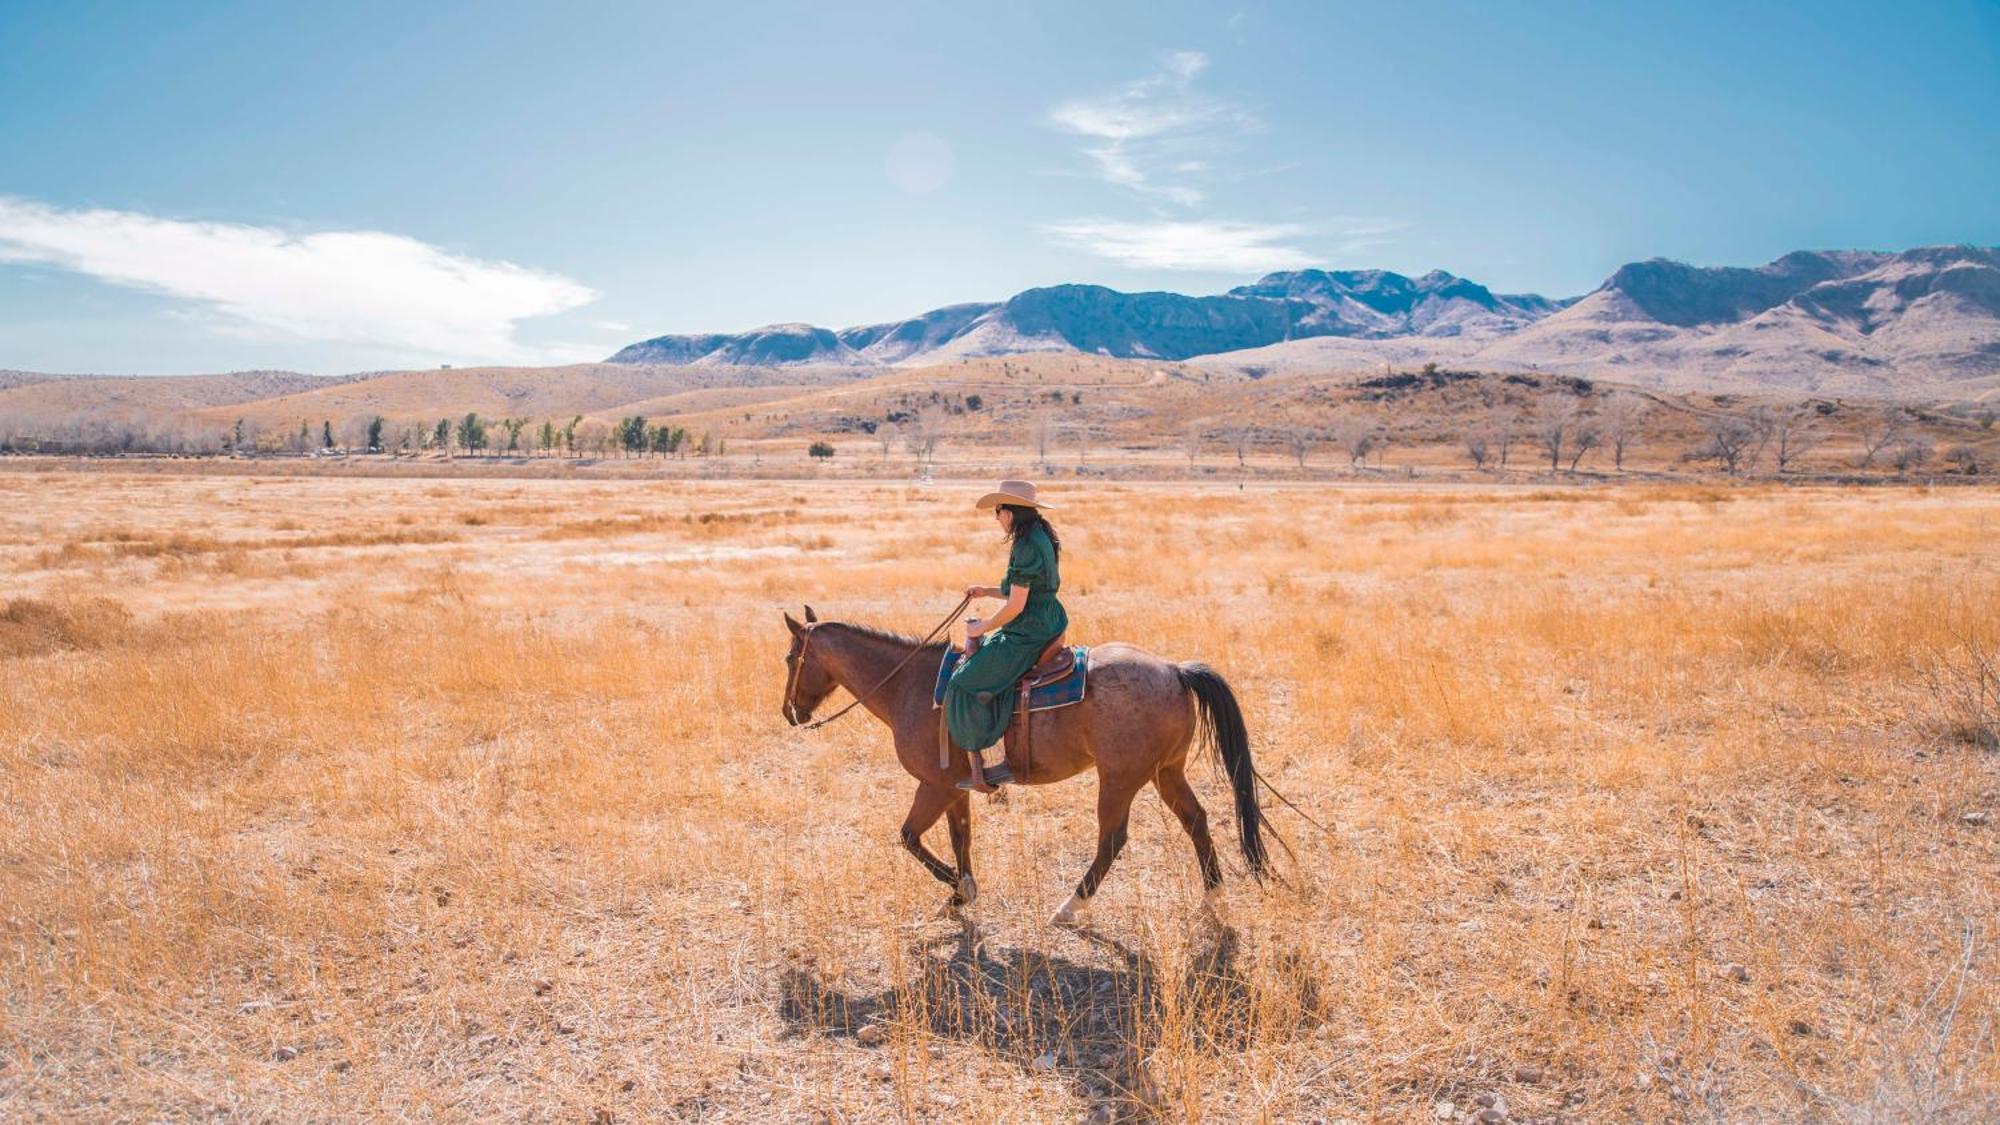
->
xmin=1000 ymin=504 xmax=1061 ymax=562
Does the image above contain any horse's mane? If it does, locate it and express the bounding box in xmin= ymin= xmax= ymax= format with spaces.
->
xmin=827 ymin=620 xmax=948 ymax=650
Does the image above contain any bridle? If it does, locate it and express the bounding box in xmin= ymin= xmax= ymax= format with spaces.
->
xmin=784 ymin=593 xmax=974 ymax=730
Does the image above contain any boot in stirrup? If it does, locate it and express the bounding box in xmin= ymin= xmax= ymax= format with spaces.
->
xmin=956 ymin=749 xmax=1013 ymax=792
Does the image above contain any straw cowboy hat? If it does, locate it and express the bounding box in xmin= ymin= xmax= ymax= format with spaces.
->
xmin=974 ymin=479 xmax=1053 ymax=510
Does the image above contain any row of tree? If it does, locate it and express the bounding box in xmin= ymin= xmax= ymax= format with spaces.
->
xmin=811 ymin=392 xmax=1985 ymax=477
xmin=0 ymin=411 xmax=727 ymax=459
xmin=4 ymin=394 xmax=1985 ymax=475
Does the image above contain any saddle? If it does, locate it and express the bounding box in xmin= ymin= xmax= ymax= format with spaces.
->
xmin=933 ymin=633 xmax=1089 ymax=780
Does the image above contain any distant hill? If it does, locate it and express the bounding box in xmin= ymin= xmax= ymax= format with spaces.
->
xmin=0 ymin=370 xmax=338 ymax=419
xmin=604 ymin=247 xmax=1999 ymax=397
xmin=1461 ymin=245 xmax=2000 ymax=395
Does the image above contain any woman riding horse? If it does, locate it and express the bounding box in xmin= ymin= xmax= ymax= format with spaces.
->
xmin=947 ymin=479 xmax=1066 ymax=792
xmin=779 ymin=481 xmax=1271 ymax=926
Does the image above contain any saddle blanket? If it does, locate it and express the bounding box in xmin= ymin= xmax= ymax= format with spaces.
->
xmin=933 ymin=646 xmax=1089 ymax=712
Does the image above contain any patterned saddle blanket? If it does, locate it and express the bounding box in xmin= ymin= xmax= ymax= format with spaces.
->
xmin=933 ymin=645 xmax=1090 ymax=712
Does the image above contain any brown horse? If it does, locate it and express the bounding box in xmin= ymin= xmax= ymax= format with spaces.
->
xmin=781 ymin=606 xmax=1269 ymax=926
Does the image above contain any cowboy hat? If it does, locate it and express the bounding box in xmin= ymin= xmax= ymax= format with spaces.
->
xmin=974 ymin=479 xmax=1053 ymax=510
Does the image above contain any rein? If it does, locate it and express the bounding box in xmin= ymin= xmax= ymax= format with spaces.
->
xmin=788 ymin=594 xmax=974 ymax=731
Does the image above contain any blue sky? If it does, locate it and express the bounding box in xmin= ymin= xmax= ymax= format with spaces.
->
xmin=1 ymin=0 xmax=1995 ymax=374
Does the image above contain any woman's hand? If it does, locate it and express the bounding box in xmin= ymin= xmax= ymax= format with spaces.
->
xmin=964 ymin=584 xmax=995 ymax=600
xmin=965 ymin=618 xmax=987 ymax=639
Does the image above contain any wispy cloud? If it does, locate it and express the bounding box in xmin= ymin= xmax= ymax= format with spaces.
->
xmin=0 ymin=196 xmax=597 ymax=363
xmin=1047 ymin=51 xmax=1255 ymax=207
xmin=1043 ymin=54 xmax=1406 ymax=274
xmin=1046 ymin=216 xmax=1411 ymax=273
xmin=1044 ymin=219 xmax=1315 ymax=273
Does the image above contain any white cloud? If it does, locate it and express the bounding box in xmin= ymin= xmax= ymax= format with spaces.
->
xmin=0 ymin=196 xmax=597 ymax=363
xmin=1044 ymin=219 xmax=1316 ymax=273
xmin=1047 ymin=51 xmax=1255 ymax=206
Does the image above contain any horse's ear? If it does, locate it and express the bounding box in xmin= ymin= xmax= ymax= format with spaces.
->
xmin=803 ymin=605 xmax=818 ymax=623
xmin=784 ymin=612 xmax=803 ymax=635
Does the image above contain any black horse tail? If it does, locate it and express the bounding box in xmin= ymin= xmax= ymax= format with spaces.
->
xmin=1176 ymin=662 xmax=1269 ymax=879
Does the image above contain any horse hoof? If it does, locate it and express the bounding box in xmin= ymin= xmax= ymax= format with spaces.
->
xmin=1200 ymin=888 xmax=1228 ymax=925
xmin=956 ymin=874 xmax=979 ymax=907
xmin=1050 ymin=893 xmax=1091 ymax=928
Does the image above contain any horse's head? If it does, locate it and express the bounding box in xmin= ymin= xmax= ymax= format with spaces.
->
xmin=781 ymin=605 xmax=835 ymax=725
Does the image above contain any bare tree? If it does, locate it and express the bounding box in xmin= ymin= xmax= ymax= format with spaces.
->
xmin=1891 ymin=434 xmax=1934 ymax=475
xmin=1858 ymin=405 xmax=1907 ymax=467
xmin=1229 ymin=425 xmax=1254 ymax=468
xmin=1182 ymin=420 xmax=1205 ymax=468
xmin=1944 ymin=444 xmax=1984 ymax=474
xmin=904 ymin=405 xmax=943 ymax=467
xmin=1693 ymin=413 xmax=1759 ymax=475
xmin=876 ymin=421 xmax=898 ymax=462
xmin=339 ymin=416 xmax=373 ymax=453
xmin=1463 ymin=430 xmax=1492 ymax=470
xmin=1283 ymin=425 xmax=1319 ymax=470
xmin=1533 ymin=397 xmax=1577 ymax=473
xmin=1566 ymin=419 xmax=1603 ymax=472
xmin=1489 ymin=406 xmax=1520 ymax=470
xmin=1028 ymin=410 xmax=1055 ymax=467
xmin=1764 ymin=403 xmax=1821 ymax=473
xmin=1329 ymin=415 xmax=1381 ymax=469
xmin=1601 ymin=393 xmax=1649 ymax=471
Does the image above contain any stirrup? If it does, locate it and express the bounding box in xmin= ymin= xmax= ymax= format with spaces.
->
xmin=956 ymin=761 xmax=1013 ymax=792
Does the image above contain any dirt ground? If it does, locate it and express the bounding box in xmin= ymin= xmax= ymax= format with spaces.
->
xmin=1 ymin=469 xmax=1996 ymax=1121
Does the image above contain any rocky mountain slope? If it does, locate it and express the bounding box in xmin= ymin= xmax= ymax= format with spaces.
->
xmin=607 ymin=247 xmax=1999 ymax=397
xmin=1198 ymin=247 xmax=2000 ymax=396
xmin=608 ymin=269 xmax=1566 ymax=368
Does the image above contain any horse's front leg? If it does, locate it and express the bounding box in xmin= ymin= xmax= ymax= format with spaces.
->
xmin=945 ymin=793 xmax=976 ymax=909
xmin=899 ymin=783 xmax=960 ymax=899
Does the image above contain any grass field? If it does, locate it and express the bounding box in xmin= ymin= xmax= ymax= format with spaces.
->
xmin=2 ymin=469 xmax=1997 ymax=1121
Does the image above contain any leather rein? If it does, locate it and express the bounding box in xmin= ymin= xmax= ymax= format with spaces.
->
xmin=786 ymin=593 xmax=974 ymax=731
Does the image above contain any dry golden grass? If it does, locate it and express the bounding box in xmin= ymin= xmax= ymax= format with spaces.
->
xmin=1 ymin=470 xmax=1997 ymax=1121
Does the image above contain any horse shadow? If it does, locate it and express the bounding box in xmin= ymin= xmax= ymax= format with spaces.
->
xmin=777 ymin=921 xmax=1321 ymax=1120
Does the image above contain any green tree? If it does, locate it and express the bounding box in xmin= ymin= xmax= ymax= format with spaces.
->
xmin=456 ymin=412 xmax=486 ymax=454
xmin=539 ymin=419 xmax=557 ymax=456
xmin=809 ymin=441 xmax=835 ymax=459
xmin=366 ymin=416 xmax=384 ymax=452
xmin=433 ymin=418 xmax=450 ymax=452
xmin=322 ymin=420 xmax=334 ymax=450
xmin=502 ymin=416 xmax=526 ymax=452
xmin=564 ymin=415 xmax=582 ymax=455
xmin=619 ymin=415 xmax=649 ymax=456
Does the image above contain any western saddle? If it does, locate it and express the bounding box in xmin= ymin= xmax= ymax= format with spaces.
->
xmin=938 ymin=632 xmax=1075 ymax=779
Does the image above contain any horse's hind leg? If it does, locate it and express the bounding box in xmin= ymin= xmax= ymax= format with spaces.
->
xmin=1052 ymin=776 xmax=1146 ymax=927
xmin=1155 ymin=764 xmax=1222 ymax=891
xmin=899 ymin=784 xmax=959 ymax=896
xmin=1156 ymin=764 xmax=1227 ymax=922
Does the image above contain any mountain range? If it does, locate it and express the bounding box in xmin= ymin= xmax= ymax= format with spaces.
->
xmin=608 ymin=246 xmax=2000 ymax=397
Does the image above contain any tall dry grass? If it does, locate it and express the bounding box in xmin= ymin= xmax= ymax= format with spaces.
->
xmin=0 ymin=472 xmax=1996 ymax=1121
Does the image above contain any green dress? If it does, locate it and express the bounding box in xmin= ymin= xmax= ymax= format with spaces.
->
xmin=946 ymin=524 xmax=1069 ymax=751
